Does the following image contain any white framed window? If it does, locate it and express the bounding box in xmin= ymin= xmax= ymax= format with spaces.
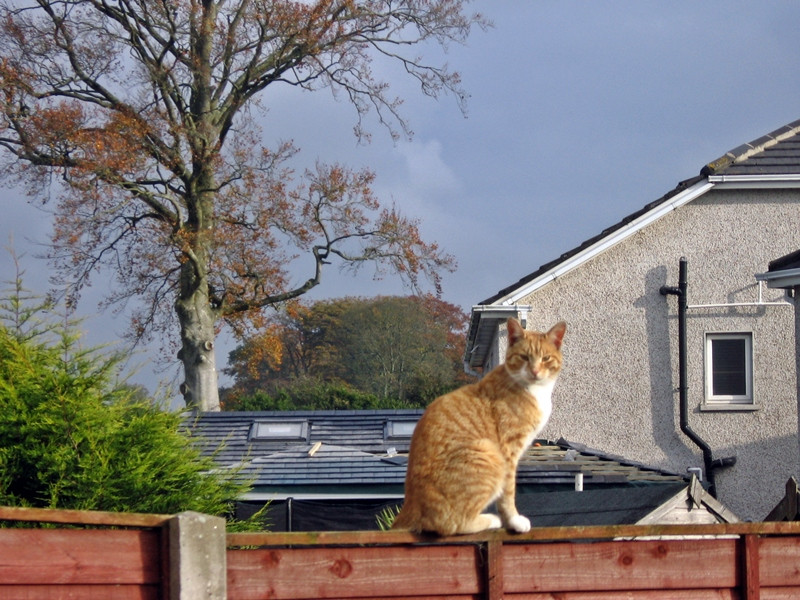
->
xmin=704 ymin=332 xmax=754 ymax=408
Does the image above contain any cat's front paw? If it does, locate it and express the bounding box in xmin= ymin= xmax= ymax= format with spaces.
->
xmin=506 ymin=514 xmax=531 ymax=533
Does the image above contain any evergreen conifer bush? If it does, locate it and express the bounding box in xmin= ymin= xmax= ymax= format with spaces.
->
xmin=0 ymin=269 xmax=261 ymax=525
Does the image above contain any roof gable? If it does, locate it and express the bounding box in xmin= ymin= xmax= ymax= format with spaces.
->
xmin=481 ymin=119 xmax=800 ymax=308
xmin=466 ymin=119 xmax=800 ymax=369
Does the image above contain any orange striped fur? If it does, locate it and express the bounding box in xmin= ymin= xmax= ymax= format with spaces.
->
xmin=392 ymin=318 xmax=566 ymax=535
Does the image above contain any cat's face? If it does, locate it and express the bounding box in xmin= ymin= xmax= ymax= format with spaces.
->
xmin=504 ymin=319 xmax=566 ymax=385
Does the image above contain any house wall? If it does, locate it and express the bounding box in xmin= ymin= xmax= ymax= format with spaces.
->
xmin=503 ymin=187 xmax=800 ymax=520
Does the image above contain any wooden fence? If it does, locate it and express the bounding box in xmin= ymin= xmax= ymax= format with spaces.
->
xmin=5 ymin=506 xmax=800 ymax=599
xmin=0 ymin=505 xmax=226 ymax=600
xmin=0 ymin=505 xmax=169 ymax=600
xmin=227 ymin=521 xmax=800 ymax=600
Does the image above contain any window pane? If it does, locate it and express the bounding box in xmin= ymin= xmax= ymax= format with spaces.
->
xmin=386 ymin=420 xmax=417 ymax=439
xmin=711 ymin=338 xmax=746 ymax=396
xmin=251 ymin=421 xmax=308 ymax=440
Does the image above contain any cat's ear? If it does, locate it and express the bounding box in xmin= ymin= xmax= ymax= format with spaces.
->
xmin=547 ymin=321 xmax=567 ymax=349
xmin=507 ymin=318 xmax=525 ymax=346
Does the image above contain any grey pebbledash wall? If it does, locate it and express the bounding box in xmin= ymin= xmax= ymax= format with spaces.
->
xmin=503 ymin=187 xmax=800 ymax=521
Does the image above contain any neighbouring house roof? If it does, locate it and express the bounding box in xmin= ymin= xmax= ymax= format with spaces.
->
xmin=189 ymin=409 xmax=422 ymax=467
xmin=519 ymin=485 xmax=688 ymax=528
xmin=519 ymin=476 xmax=738 ymax=527
xmin=188 ymin=410 xmax=740 ymax=531
xmin=465 ymin=119 xmax=800 ymax=370
xmin=765 ymin=477 xmax=800 ymax=521
xmin=756 ymin=247 xmax=800 ymax=289
xmin=188 ymin=410 xmax=686 ymax=501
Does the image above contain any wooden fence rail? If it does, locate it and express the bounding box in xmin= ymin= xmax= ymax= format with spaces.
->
xmin=0 ymin=505 xmax=226 ymax=600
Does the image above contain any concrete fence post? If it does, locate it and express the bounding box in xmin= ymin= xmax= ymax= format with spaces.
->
xmin=168 ymin=511 xmax=227 ymax=600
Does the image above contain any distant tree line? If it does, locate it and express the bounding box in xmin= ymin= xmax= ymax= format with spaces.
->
xmin=221 ymin=295 xmax=475 ymax=410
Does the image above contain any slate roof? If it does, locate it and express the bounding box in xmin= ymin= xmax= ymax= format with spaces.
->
xmin=188 ymin=410 xmax=685 ymax=496
xmin=702 ymin=118 xmax=800 ymax=177
xmin=188 ymin=409 xmax=422 ymax=466
xmin=477 ymin=118 xmax=800 ymax=308
xmin=766 ymin=248 xmax=800 ymax=273
xmin=237 ymin=444 xmax=408 ymax=488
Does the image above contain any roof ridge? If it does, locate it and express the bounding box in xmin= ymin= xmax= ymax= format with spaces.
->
xmin=702 ymin=118 xmax=800 ymax=175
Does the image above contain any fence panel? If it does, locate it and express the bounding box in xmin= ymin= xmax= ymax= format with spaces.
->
xmin=227 ymin=543 xmax=483 ymax=600
xmin=760 ymin=536 xmax=800 ymax=588
xmin=0 ymin=528 xmax=162 ymax=600
xmin=227 ymin=523 xmax=800 ymax=600
xmin=0 ymin=506 xmax=170 ymax=600
xmin=503 ymin=538 xmax=738 ymax=594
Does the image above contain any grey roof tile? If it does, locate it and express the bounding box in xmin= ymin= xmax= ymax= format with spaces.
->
xmin=188 ymin=410 xmax=685 ymax=489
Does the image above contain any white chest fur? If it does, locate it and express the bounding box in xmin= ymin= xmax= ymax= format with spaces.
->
xmin=522 ymin=378 xmax=555 ymax=449
xmin=527 ymin=378 xmax=555 ymax=423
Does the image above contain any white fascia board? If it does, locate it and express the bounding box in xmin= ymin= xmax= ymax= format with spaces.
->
xmin=708 ymin=174 xmax=800 ymax=188
xmin=470 ymin=304 xmax=531 ymax=319
xmin=497 ymin=179 xmax=715 ymax=306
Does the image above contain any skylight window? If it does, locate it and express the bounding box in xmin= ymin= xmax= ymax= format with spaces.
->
xmin=385 ymin=420 xmax=417 ymax=440
xmin=250 ymin=420 xmax=309 ymax=441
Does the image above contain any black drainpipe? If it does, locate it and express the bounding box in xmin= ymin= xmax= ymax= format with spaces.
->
xmin=660 ymin=257 xmax=736 ymax=497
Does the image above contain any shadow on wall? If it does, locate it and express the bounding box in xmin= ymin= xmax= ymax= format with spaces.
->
xmin=633 ymin=265 xmax=696 ymax=472
xmin=713 ymin=433 xmax=800 ymax=521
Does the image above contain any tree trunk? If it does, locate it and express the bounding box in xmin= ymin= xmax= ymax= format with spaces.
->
xmin=172 ymin=0 xmax=221 ymax=413
xmin=176 ymin=283 xmax=220 ymax=412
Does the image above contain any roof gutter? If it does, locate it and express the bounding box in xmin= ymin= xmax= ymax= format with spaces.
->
xmin=756 ymin=267 xmax=800 ymax=290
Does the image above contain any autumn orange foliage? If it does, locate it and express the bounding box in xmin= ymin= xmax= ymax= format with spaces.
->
xmin=0 ymin=0 xmax=487 ymax=410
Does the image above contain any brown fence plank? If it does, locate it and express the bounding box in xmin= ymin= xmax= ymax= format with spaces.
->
xmin=0 ymin=584 xmax=160 ymax=600
xmin=503 ymin=538 xmax=739 ymax=594
xmin=762 ymin=588 xmax=800 ymax=599
xmin=485 ymin=538 xmax=503 ymax=600
xmin=227 ymin=544 xmax=482 ymax=600
xmin=759 ymin=537 xmax=800 ymax=587
xmin=0 ymin=529 xmax=162 ymax=585
xmin=742 ymin=535 xmax=760 ymax=600
xmin=0 ymin=505 xmax=170 ymax=527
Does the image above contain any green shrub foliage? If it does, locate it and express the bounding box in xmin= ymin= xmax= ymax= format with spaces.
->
xmin=0 ymin=276 xmax=251 ymax=518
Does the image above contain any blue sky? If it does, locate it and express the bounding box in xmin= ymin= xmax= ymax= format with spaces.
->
xmin=3 ymin=1 xmax=800 ymax=395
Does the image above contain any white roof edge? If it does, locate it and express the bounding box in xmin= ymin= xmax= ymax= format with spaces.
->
xmin=470 ymin=304 xmax=531 ymax=315
xmin=708 ymin=174 xmax=800 ymax=187
xmin=496 ymin=178 xmax=715 ymax=306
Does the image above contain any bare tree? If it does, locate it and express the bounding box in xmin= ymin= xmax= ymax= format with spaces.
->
xmin=0 ymin=0 xmax=486 ymax=410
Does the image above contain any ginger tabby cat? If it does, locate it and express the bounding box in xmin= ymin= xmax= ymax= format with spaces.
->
xmin=392 ymin=318 xmax=566 ymax=535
